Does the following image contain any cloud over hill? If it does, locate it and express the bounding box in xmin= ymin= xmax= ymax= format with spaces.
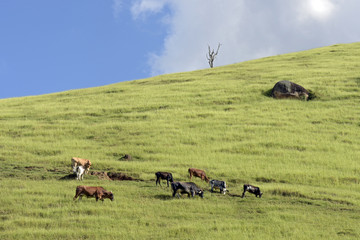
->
xmin=125 ymin=0 xmax=360 ymax=75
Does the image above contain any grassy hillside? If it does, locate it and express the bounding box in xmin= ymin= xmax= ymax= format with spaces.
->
xmin=1 ymin=42 xmax=359 ymax=239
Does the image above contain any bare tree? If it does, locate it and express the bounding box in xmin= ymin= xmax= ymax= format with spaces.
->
xmin=206 ymin=43 xmax=221 ymax=68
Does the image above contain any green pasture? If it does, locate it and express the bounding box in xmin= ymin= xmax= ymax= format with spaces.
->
xmin=0 ymin=42 xmax=359 ymax=239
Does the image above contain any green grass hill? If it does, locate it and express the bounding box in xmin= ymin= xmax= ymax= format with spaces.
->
xmin=1 ymin=42 xmax=359 ymax=239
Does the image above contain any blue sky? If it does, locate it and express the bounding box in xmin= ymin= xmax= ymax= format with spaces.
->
xmin=1 ymin=0 xmax=360 ymax=99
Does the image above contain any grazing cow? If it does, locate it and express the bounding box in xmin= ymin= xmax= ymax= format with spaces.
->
xmin=188 ymin=168 xmax=210 ymax=183
xmin=155 ymin=172 xmax=174 ymax=187
xmin=171 ymin=182 xmax=204 ymax=198
xmin=73 ymin=166 xmax=85 ymax=181
xmin=241 ymin=184 xmax=263 ymax=198
xmin=71 ymin=157 xmax=92 ymax=174
xmin=209 ymin=179 xmax=227 ymax=195
xmin=73 ymin=186 xmax=114 ymax=202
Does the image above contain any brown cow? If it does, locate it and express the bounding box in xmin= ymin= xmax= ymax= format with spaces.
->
xmin=71 ymin=157 xmax=92 ymax=174
xmin=73 ymin=186 xmax=114 ymax=202
xmin=188 ymin=168 xmax=209 ymax=183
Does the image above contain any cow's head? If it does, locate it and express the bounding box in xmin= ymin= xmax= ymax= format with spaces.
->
xmin=259 ymin=192 xmax=263 ymax=198
xmin=205 ymin=176 xmax=210 ymax=183
xmin=104 ymin=191 xmax=114 ymax=201
xmin=85 ymin=160 xmax=92 ymax=168
xmin=168 ymin=174 xmax=174 ymax=183
xmin=109 ymin=191 xmax=114 ymax=201
xmin=198 ymin=190 xmax=204 ymax=198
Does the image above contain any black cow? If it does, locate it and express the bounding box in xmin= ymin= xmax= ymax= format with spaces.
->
xmin=209 ymin=179 xmax=227 ymax=194
xmin=241 ymin=184 xmax=263 ymax=198
xmin=171 ymin=182 xmax=204 ymax=198
xmin=155 ymin=172 xmax=174 ymax=187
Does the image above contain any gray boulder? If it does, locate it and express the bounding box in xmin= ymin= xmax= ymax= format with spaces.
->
xmin=272 ymin=80 xmax=309 ymax=100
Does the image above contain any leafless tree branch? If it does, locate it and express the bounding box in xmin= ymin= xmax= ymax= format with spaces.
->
xmin=206 ymin=43 xmax=221 ymax=68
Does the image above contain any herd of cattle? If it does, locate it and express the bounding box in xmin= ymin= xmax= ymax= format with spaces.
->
xmin=70 ymin=157 xmax=263 ymax=202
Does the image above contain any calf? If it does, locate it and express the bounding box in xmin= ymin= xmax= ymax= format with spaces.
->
xmin=241 ymin=184 xmax=263 ymax=198
xmin=171 ymin=182 xmax=204 ymax=198
xmin=155 ymin=172 xmax=174 ymax=187
xmin=209 ymin=179 xmax=227 ymax=195
xmin=73 ymin=186 xmax=114 ymax=202
xmin=74 ymin=165 xmax=85 ymax=181
xmin=188 ymin=168 xmax=209 ymax=183
xmin=71 ymin=157 xmax=92 ymax=174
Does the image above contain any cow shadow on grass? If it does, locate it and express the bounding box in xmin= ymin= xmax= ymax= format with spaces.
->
xmin=153 ymin=194 xmax=173 ymax=201
xmin=227 ymin=193 xmax=243 ymax=198
xmin=59 ymin=173 xmax=77 ymax=180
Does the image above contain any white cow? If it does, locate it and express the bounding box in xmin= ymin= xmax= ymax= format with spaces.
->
xmin=73 ymin=166 xmax=85 ymax=181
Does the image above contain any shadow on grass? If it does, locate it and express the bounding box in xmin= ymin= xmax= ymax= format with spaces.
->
xmin=227 ymin=193 xmax=243 ymax=198
xmin=154 ymin=194 xmax=173 ymax=200
xmin=59 ymin=173 xmax=77 ymax=180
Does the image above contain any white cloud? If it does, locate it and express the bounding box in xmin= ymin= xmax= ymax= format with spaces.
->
xmin=131 ymin=0 xmax=169 ymax=19
xmin=130 ymin=0 xmax=360 ymax=76
xmin=298 ymin=0 xmax=336 ymax=22
xmin=112 ymin=0 xmax=123 ymax=18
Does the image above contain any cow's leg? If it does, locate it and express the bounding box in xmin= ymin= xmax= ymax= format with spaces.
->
xmin=95 ymin=192 xmax=101 ymax=202
xmin=241 ymin=190 xmax=246 ymax=198
xmin=73 ymin=191 xmax=80 ymax=201
xmin=155 ymin=176 xmax=159 ymax=186
xmin=172 ymin=190 xmax=177 ymax=198
xmin=95 ymin=191 xmax=103 ymax=202
xmin=190 ymin=188 xmax=195 ymax=198
xmin=166 ymin=178 xmax=170 ymax=187
xmin=242 ymin=185 xmax=248 ymax=198
xmin=187 ymin=192 xmax=192 ymax=198
xmin=74 ymin=193 xmax=83 ymax=201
